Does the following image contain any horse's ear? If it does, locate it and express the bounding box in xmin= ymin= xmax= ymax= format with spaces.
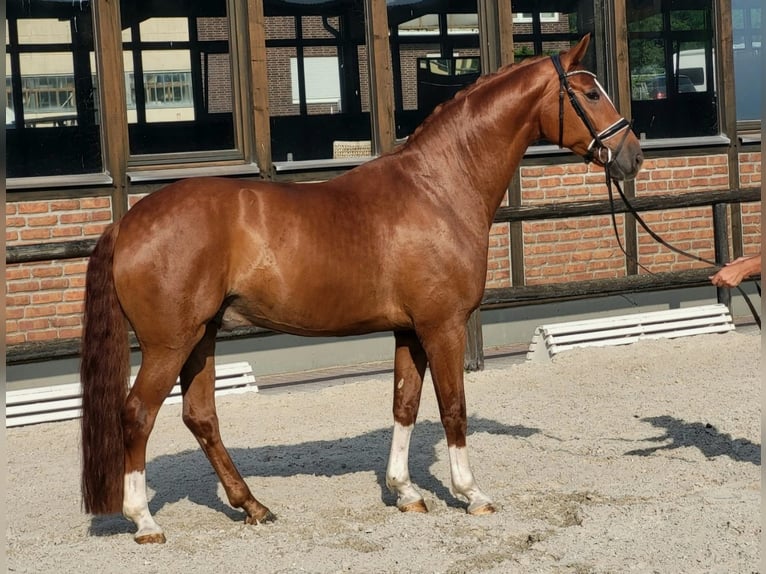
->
xmin=560 ymin=34 xmax=591 ymax=70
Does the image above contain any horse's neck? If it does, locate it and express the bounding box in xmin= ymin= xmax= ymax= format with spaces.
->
xmin=401 ymin=64 xmax=546 ymax=226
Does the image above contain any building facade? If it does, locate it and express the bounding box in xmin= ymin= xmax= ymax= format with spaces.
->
xmin=5 ymin=0 xmax=762 ymax=356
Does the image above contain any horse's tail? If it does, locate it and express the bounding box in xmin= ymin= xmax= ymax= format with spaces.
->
xmin=80 ymin=223 xmax=129 ymax=515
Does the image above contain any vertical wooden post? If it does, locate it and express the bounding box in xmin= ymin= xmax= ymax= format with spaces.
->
xmin=716 ymin=0 xmax=743 ymax=259
xmin=365 ymin=0 xmax=396 ymax=154
xmin=503 ymin=7 xmax=524 ymax=291
xmin=609 ymin=1 xmax=639 ymax=276
xmin=247 ymin=0 xmax=273 ymax=176
xmin=498 ymin=2 xmax=515 ymax=66
xmin=713 ymin=203 xmax=732 ymax=307
xmin=93 ymin=0 xmax=129 ymax=220
xmin=463 ymin=0 xmax=508 ymax=372
xmin=464 ymin=310 xmax=485 ymax=372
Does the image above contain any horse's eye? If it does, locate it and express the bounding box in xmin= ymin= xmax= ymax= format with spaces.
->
xmin=586 ymin=90 xmax=600 ymax=101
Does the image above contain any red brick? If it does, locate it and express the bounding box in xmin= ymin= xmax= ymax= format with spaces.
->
xmin=59 ymin=212 xmax=89 ymax=224
xmin=31 ymin=266 xmax=62 ymax=278
xmin=80 ymin=197 xmax=111 ymax=209
xmin=32 ymin=292 xmax=64 ymax=304
xmin=17 ymin=203 xmax=49 ymax=214
xmin=20 ymin=228 xmax=51 ymax=240
xmin=40 ymin=278 xmax=69 ymax=290
xmin=50 ymin=199 xmax=81 ymax=211
xmin=26 ymin=305 xmax=57 ymax=318
xmin=57 ymin=302 xmax=84 ymax=314
xmin=8 ymin=280 xmax=40 ymax=293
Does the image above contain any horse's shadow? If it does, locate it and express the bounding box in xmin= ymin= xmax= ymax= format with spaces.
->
xmin=89 ymin=416 xmax=538 ymax=536
xmin=625 ymin=415 xmax=761 ymax=465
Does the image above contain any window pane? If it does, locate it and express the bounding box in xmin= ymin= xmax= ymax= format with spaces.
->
xmin=122 ymin=3 xmax=237 ymax=156
xmin=510 ymin=2 xmax=601 ymax=144
xmin=265 ymin=2 xmax=372 ymax=162
xmin=628 ymin=0 xmax=718 ymax=139
xmin=511 ymin=4 xmax=596 ymax=64
xmin=732 ymin=0 xmax=762 ymax=122
xmin=17 ymin=18 xmax=72 ymax=43
xmin=6 ymin=0 xmax=102 ymax=177
xmin=389 ymin=1 xmax=480 ymax=140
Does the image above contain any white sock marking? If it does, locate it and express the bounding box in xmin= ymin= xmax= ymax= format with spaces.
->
xmin=386 ymin=422 xmax=423 ymax=507
xmin=123 ymin=471 xmax=163 ymax=537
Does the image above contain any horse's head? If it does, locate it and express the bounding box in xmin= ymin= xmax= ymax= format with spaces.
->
xmin=540 ymin=34 xmax=643 ymax=181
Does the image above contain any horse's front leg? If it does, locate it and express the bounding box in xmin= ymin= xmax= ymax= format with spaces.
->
xmin=386 ymin=330 xmax=428 ymax=512
xmin=420 ymin=320 xmax=496 ymax=515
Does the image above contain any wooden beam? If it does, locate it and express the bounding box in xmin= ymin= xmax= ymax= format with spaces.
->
xmin=498 ymin=1 xmax=515 ymax=66
xmin=716 ymin=0 xmax=743 ymax=259
xmin=366 ymin=0 xmax=395 ymax=153
xmin=247 ymin=0 xmax=273 ymax=175
xmin=493 ymin=188 xmax=761 ymax=223
xmin=93 ymin=0 xmax=129 ymax=220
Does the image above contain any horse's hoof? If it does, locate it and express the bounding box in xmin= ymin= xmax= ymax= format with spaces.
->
xmin=398 ymin=499 xmax=428 ymax=513
xmin=134 ymin=532 xmax=166 ymax=544
xmin=245 ymin=509 xmax=277 ymax=525
xmin=468 ymin=503 xmax=497 ymax=516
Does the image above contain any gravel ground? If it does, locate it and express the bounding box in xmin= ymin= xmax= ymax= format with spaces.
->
xmin=6 ymin=330 xmax=761 ymax=573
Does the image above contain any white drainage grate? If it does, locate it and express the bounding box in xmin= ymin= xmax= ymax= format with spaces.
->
xmin=527 ymin=304 xmax=735 ymax=362
xmin=6 ymin=361 xmax=257 ymax=428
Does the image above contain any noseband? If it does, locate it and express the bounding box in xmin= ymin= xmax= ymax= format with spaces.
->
xmin=551 ymin=53 xmax=631 ymax=167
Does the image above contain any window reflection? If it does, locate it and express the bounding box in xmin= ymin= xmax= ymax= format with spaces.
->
xmin=265 ymin=4 xmax=372 ymax=162
xmin=628 ymin=0 xmax=718 ymax=139
xmin=509 ymin=1 xmax=599 ymax=145
xmin=6 ymin=0 xmax=101 ymax=177
xmin=732 ymin=0 xmax=761 ymax=123
xmin=388 ymin=2 xmax=480 ymax=139
xmin=121 ymin=3 xmax=237 ymax=156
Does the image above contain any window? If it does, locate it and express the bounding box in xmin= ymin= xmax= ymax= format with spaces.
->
xmin=265 ymin=4 xmax=372 ymax=162
xmin=388 ymin=1 xmax=480 ymax=140
xmin=289 ymin=57 xmax=341 ymax=106
xmin=627 ymin=0 xmax=718 ymax=140
xmin=511 ymin=4 xmax=594 ymax=64
xmin=6 ymin=1 xmax=102 ymax=178
xmin=121 ymin=3 xmax=240 ymax=158
xmin=510 ymin=2 xmax=602 ymax=145
xmin=513 ymin=13 xmax=559 ymax=24
xmin=732 ymin=0 xmax=761 ymax=125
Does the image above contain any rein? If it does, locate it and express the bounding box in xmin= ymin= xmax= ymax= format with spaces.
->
xmin=550 ymin=54 xmax=761 ymax=329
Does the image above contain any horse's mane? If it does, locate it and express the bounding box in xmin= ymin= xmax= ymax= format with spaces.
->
xmin=402 ymin=54 xmax=547 ymax=147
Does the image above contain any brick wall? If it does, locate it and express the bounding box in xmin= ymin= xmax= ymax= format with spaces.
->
xmin=738 ymin=150 xmax=762 ymax=256
xmin=632 ymin=155 xmax=729 ymax=271
xmin=6 ymin=197 xmax=112 ymax=345
xmin=520 ymin=162 xmax=627 ymax=285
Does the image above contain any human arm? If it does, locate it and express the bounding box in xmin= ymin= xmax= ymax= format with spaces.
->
xmin=709 ymin=254 xmax=761 ymax=288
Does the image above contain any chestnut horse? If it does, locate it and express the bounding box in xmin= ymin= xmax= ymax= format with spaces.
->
xmin=80 ymin=35 xmax=643 ymax=543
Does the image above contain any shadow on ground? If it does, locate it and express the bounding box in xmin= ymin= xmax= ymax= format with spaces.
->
xmin=89 ymin=416 xmax=537 ymax=536
xmin=625 ymin=415 xmax=761 ymax=465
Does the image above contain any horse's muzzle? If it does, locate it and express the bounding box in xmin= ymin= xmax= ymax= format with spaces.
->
xmin=605 ymin=139 xmax=643 ymax=181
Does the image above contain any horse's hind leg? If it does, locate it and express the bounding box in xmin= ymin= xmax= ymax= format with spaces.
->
xmin=419 ymin=319 xmax=496 ymax=515
xmin=386 ymin=330 xmax=429 ymax=512
xmin=180 ymin=323 xmax=275 ymax=525
xmin=122 ymin=348 xmax=188 ymax=544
